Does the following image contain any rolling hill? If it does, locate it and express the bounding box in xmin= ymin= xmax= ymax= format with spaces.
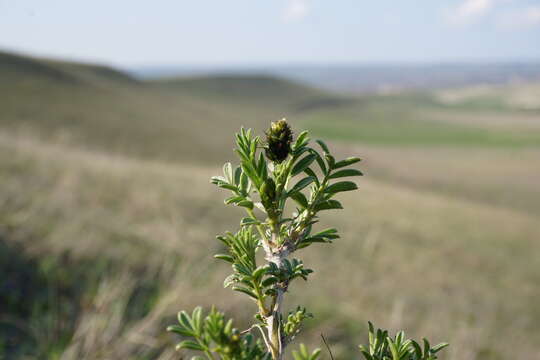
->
xmin=0 ymin=51 xmax=350 ymax=165
xmin=1 ymin=50 xmax=539 ymax=211
xmin=152 ymin=74 xmax=323 ymax=102
xmin=134 ymin=62 xmax=540 ymax=93
xmin=0 ymin=51 xmax=137 ymax=86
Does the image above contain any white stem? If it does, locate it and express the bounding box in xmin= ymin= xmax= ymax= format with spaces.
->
xmin=264 ymin=247 xmax=291 ymax=360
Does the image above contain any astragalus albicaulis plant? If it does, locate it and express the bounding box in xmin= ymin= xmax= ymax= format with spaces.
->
xmin=167 ymin=120 xmax=448 ymax=360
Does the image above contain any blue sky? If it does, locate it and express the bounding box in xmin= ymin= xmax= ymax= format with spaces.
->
xmin=0 ymin=0 xmax=539 ymax=66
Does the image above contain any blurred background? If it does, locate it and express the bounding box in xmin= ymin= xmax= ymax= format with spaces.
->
xmin=1 ymin=1 xmax=539 ymax=359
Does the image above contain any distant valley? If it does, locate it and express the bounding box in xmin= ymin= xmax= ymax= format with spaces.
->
xmin=132 ymin=62 xmax=540 ymax=93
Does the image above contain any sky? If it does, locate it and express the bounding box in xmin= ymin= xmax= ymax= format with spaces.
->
xmin=0 ymin=0 xmax=539 ymax=67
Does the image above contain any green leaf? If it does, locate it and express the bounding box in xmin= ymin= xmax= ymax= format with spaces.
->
xmin=240 ymin=172 xmax=249 ymax=192
xmin=257 ymin=152 xmax=268 ymax=180
xmin=309 ymin=151 xmax=327 ymax=175
xmin=191 ymin=307 xmax=202 ymax=333
xmin=252 ymin=266 xmax=267 ymax=280
xmin=236 ymin=200 xmax=254 ymax=209
xmin=304 ymin=167 xmax=320 ymax=186
xmin=387 ymin=337 xmax=399 ymax=360
xmin=314 ymin=199 xmax=343 ymax=211
xmin=211 ymin=175 xmax=226 ymax=183
xmin=431 ymin=343 xmax=449 ymax=354
xmin=178 ymin=311 xmax=193 ymax=332
xmin=231 ymin=286 xmax=258 ymax=299
xmin=294 ymin=131 xmax=309 ymax=150
xmin=290 ymin=191 xmax=309 ymax=208
xmin=214 ymin=254 xmax=234 ymax=263
xmin=315 ymin=139 xmax=330 ymax=153
xmin=334 ymin=157 xmax=361 ymax=169
xmin=241 ymin=163 xmax=260 ymax=187
xmin=250 ymin=135 xmax=257 ymax=155
xmin=411 ymin=341 xmax=423 ymax=358
xmin=312 ymin=228 xmax=339 ymax=238
xmin=296 ymin=242 xmax=311 ymax=249
xmin=224 ymin=195 xmax=244 ymax=205
xmin=234 ymin=166 xmax=242 ymax=185
xmin=328 ymin=168 xmax=363 ymax=179
xmin=293 ymin=146 xmax=310 ymax=158
xmin=303 ymin=228 xmax=339 ymax=245
xmin=292 ymin=154 xmax=316 ymax=176
xmin=233 ymin=263 xmax=253 ymax=276
xmin=176 ymin=340 xmax=205 ymax=351
xmin=289 ymin=177 xmax=315 ymax=195
xmin=423 ymin=338 xmax=430 ymax=356
xmin=216 ymin=183 xmax=238 ymax=192
xmin=240 ymin=217 xmax=260 ymax=226
xmin=166 ymin=325 xmax=194 ymax=337
xmin=324 ymin=153 xmax=335 ymax=169
xmin=262 ymin=276 xmax=279 ymax=287
xmin=223 ymin=162 xmax=233 ymax=182
xmin=359 ymin=348 xmax=374 ymax=360
xmin=324 ymin=181 xmax=358 ymax=194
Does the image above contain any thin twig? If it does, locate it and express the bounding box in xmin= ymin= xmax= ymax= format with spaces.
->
xmin=320 ymin=333 xmax=335 ymax=360
xmin=254 ymin=325 xmax=272 ymax=354
xmin=241 ymin=325 xmax=257 ymax=335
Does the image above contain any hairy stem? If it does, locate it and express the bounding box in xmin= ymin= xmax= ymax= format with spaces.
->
xmin=264 ymin=247 xmax=291 ymax=360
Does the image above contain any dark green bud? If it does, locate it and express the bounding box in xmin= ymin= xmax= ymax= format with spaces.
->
xmin=260 ymin=178 xmax=276 ymax=206
xmin=260 ymin=178 xmax=277 ymax=219
xmin=265 ymin=119 xmax=293 ymax=163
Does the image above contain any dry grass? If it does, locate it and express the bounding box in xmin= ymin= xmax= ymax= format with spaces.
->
xmin=340 ymin=144 xmax=540 ymax=214
xmin=1 ymin=131 xmax=539 ymax=359
xmin=436 ymin=82 xmax=540 ymax=111
xmin=418 ymin=109 xmax=540 ymax=131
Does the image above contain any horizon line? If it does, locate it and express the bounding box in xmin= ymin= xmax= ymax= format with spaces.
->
xmin=2 ymin=46 xmax=540 ymax=72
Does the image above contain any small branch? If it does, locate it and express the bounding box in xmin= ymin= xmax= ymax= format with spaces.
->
xmin=247 ymin=208 xmax=271 ymax=245
xmin=256 ymin=324 xmax=273 ymax=351
xmin=320 ymin=333 xmax=335 ymax=360
xmin=241 ymin=324 xmax=257 ymax=335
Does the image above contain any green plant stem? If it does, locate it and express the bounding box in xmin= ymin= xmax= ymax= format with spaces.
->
xmin=247 ymin=208 xmax=269 ymax=244
xmin=204 ymin=349 xmax=216 ymax=360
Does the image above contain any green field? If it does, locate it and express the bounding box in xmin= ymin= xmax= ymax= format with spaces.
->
xmin=1 ymin=51 xmax=539 ymax=359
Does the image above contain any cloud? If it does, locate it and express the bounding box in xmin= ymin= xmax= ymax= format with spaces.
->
xmin=498 ymin=6 xmax=540 ymax=28
xmin=447 ymin=0 xmax=494 ymax=25
xmin=282 ymin=0 xmax=309 ymax=23
xmin=526 ymin=7 xmax=540 ymax=24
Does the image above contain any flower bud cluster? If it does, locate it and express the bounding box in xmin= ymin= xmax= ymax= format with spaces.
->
xmin=265 ymin=119 xmax=293 ymax=163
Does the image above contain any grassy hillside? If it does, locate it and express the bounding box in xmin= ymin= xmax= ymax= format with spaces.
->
xmin=1 ymin=54 xmax=347 ymax=165
xmin=2 ymin=52 xmax=538 ymax=161
xmin=0 ymin=51 xmax=137 ymax=86
xmin=1 ymin=51 xmax=539 ymax=359
xmin=152 ymin=75 xmax=323 ymax=103
xmin=1 ymin=133 xmax=538 ymax=359
xmin=295 ymin=93 xmax=540 ymax=147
